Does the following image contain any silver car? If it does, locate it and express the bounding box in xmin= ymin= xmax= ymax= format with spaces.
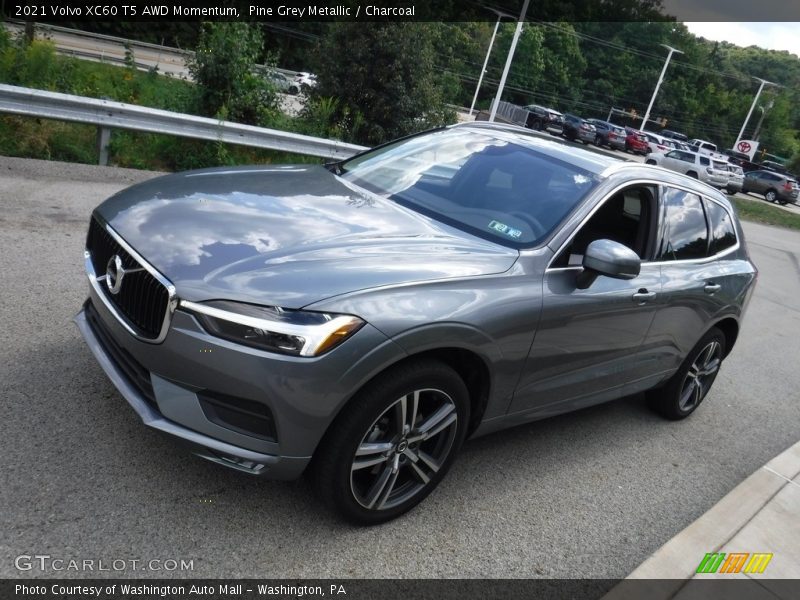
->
xmin=647 ymin=149 xmax=730 ymax=188
xmin=76 ymin=123 xmax=757 ymax=523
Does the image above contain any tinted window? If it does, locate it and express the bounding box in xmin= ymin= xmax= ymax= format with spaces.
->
xmin=658 ymin=188 xmax=708 ymax=261
xmin=340 ymin=129 xmax=599 ymax=247
xmin=705 ymin=200 xmax=737 ymax=255
xmin=699 ymin=156 xmax=710 ymax=166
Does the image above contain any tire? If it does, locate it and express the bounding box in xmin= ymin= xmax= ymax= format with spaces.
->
xmin=765 ymin=189 xmax=777 ymax=203
xmin=648 ymin=328 xmax=726 ymax=420
xmin=594 ymin=135 xmax=603 ymax=147
xmin=646 ymin=159 xmax=657 ymax=165
xmin=686 ymin=171 xmax=698 ymax=179
xmin=312 ymin=360 xmax=469 ymax=524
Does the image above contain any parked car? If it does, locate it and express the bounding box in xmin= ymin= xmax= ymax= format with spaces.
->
xmin=724 ymin=164 xmax=745 ymax=195
xmin=586 ymin=119 xmax=627 ymax=150
xmin=758 ymin=160 xmax=792 ymax=176
xmin=624 ymin=127 xmax=649 ymax=155
xmin=742 ymin=170 xmax=800 ymax=205
xmin=661 ymin=130 xmax=689 ymax=143
xmin=294 ymin=71 xmax=317 ymax=89
xmin=562 ymin=114 xmax=597 ymax=144
xmin=76 ymin=123 xmax=756 ymax=524
xmin=646 ymin=149 xmax=730 ymax=189
xmin=266 ymin=71 xmax=300 ymax=95
xmin=524 ymin=105 xmax=564 ymax=135
xmin=641 ymin=131 xmax=670 ymax=155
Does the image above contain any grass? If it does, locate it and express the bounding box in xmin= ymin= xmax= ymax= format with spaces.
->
xmin=732 ymin=195 xmax=800 ymax=230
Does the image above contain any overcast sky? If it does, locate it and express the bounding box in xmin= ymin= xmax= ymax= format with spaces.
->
xmin=683 ymin=22 xmax=800 ymax=58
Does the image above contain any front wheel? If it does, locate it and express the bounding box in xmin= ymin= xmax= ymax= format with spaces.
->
xmin=312 ymin=360 xmax=469 ymax=524
xmin=648 ymin=328 xmax=726 ymax=420
xmin=646 ymin=159 xmax=657 ymax=165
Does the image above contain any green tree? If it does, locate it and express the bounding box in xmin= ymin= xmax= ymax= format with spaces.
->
xmin=187 ymin=22 xmax=277 ymax=125
xmin=312 ymin=22 xmax=453 ymax=145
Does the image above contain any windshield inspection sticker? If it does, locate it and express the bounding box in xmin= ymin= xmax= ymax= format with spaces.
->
xmin=488 ymin=220 xmax=522 ymax=239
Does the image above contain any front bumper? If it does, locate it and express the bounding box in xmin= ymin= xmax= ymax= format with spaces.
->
xmin=76 ymin=285 xmax=403 ymax=479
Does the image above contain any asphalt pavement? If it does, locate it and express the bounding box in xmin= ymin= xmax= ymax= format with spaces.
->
xmin=1 ymin=156 xmax=799 ymax=580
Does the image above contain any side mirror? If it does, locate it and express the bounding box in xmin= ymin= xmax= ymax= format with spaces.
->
xmin=576 ymin=239 xmax=641 ymax=289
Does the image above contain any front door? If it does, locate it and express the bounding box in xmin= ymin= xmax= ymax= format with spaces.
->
xmin=509 ymin=185 xmax=663 ymax=416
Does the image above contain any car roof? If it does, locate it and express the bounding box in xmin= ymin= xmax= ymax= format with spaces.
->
xmin=453 ymin=122 xmax=622 ymax=175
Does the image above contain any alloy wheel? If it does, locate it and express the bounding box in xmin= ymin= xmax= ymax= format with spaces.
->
xmin=350 ymin=388 xmax=458 ymax=511
xmin=678 ymin=341 xmax=722 ymax=412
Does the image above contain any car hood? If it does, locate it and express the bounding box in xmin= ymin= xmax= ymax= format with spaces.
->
xmin=95 ymin=165 xmax=518 ymax=308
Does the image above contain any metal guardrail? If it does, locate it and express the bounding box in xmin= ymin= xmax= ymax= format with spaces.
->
xmin=4 ymin=21 xmax=301 ymax=79
xmin=0 ymin=84 xmax=367 ymax=164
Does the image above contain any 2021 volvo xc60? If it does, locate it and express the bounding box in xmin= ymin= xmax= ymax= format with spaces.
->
xmin=76 ymin=123 xmax=756 ymax=523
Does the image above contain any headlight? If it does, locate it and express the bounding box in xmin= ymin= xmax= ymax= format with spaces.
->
xmin=181 ymin=300 xmax=364 ymax=357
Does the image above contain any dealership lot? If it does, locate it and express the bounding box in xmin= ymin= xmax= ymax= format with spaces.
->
xmin=1 ymin=155 xmax=799 ymax=579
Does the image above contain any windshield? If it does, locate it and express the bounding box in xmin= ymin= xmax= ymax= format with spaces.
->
xmin=338 ymin=128 xmax=600 ymax=247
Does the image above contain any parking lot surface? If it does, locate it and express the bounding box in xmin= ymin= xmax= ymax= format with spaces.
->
xmin=1 ymin=156 xmax=799 ymax=579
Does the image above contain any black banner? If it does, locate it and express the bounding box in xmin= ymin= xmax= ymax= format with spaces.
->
xmin=3 ymin=0 xmax=800 ymax=23
xmin=3 ymin=579 xmax=800 ymax=600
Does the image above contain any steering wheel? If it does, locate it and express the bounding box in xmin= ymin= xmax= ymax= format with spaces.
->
xmin=509 ymin=211 xmax=546 ymax=238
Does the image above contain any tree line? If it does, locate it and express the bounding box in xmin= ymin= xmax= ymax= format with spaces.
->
xmin=47 ymin=19 xmax=800 ymax=168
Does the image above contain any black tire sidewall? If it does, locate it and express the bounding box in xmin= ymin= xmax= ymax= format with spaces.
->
xmin=313 ymin=360 xmax=470 ymax=525
xmin=650 ymin=328 xmax=726 ymax=420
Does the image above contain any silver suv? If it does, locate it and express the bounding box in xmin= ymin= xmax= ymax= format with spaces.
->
xmin=76 ymin=124 xmax=757 ymax=523
xmin=647 ymin=149 xmax=729 ymax=188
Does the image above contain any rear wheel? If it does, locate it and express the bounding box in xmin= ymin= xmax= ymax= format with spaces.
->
xmin=648 ymin=328 xmax=726 ymax=420
xmin=594 ymin=135 xmax=603 ymax=147
xmin=312 ymin=360 xmax=469 ymax=524
xmin=765 ymin=189 xmax=777 ymax=203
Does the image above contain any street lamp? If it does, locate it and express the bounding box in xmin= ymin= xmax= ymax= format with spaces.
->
xmin=488 ymin=0 xmax=531 ymax=122
xmin=468 ymin=9 xmax=515 ymax=116
xmin=736 ymin=77 xmax=778 ymax=145
xmin=640 ymin=44 xmax=683 ymax=131
xmin=752 ymin=99 xmax=775 ymax=141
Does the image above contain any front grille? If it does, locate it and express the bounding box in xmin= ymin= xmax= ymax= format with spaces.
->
xmin=86 ymin=217 xmax=170 ymax=340
xmin=85 ymin=299 xmax=157 ymax=409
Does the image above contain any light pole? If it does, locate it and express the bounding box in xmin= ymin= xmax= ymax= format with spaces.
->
xmin=640 ymin=44 xmax=683 ymax=131
xmin=469 ymin=10 xmax=514 ymax=116
xmin=736 ymin=77 xmax=777 ymax=144
xmin=752 ymin=99 xmax=774 ymax=141
xmin=488 ymin=0 xmax=530 ymax=122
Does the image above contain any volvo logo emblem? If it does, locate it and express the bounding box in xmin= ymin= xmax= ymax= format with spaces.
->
xmin=106 ymin=255 xmax=125 ymax=294
xmin=104 ymin=254 xmax=143 ymax=295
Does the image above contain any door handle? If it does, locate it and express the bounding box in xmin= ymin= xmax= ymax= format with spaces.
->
xmin=704 ymin=283 xmax=721 ymax=294
xmin=632 ymin=289 xmax=656 ymax=304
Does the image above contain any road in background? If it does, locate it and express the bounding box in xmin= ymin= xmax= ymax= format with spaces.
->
xmin=1 ymin=155 xmax=798 ymax=579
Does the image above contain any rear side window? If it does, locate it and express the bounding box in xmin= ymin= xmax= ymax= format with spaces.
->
xmin=658 ymin=188 xmax=708 ymax=261
xmin=704 ymin=200 xmax=737 ymax=255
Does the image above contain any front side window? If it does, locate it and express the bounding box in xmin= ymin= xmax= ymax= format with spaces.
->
xmin=339 ymin=129 xmax=600 ymax=247
xmin=658 ymin=188 xmax=708 ymax=261
xmin=552 ymin=185 xmax=656 ymax=268
xmin=700 ymin=156 xmax=710 ymax=166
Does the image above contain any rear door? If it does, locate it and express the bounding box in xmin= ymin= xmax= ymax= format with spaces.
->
xmin=644 ymin=188 xmax=741 ymax=376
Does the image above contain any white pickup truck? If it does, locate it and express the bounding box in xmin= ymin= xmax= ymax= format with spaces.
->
xmin=689 ymin=139 xmax=728 ymax=161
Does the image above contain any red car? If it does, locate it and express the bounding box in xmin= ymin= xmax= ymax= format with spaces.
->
xmin=624 ymin=127 xmax=649 ymax=155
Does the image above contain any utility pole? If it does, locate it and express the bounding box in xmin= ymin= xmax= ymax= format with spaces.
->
xmin=469 ymin=10 xmax=514 ymax=116
xmin=641 ymin=44 xmax=683 ymax=131
xmin=489 ymin=0 xmax=530 ymax=122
